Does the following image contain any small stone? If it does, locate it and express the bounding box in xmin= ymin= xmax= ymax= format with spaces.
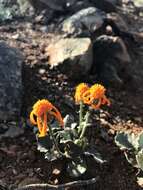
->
xmin=109 ymin=129 xmax=115 ymax=135
xmin=39 ymin=26 xmax=48 ymax=33
xmin=137 ymin=177 xmax=143 ymax=187
xmin=54 ymin=179 xmax=58 ymax=184
xmin=38 ymin=69 xmax=46 ymax=75
xmin=27 ymin=55 xmax=35 ymax=61
xmin=106 ymin=25 xmax=113 ymax=35
xmin=134 ymin=117 xmax=142 ymax=123
xmin=52 ymin=168 xmax=60 ymax=175
xmin=12 ymin=34 xmax=20 ymax=40
xmin=35 ymin=15 xmax=44 ymax=23
xmin=12 ymin=169 xmax=18 ymax=175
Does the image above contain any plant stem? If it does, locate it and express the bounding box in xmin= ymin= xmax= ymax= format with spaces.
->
xmin=79 ymin=111 xmax=90 ymax=139
xmin=78 ymin=101 xmax=83 ymax=133
xmin=48 ymin=124 xmax=64 ymax=157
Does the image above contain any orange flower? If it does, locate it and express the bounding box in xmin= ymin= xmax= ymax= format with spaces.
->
xmin=30 ymin=99 xmax=63 ymax=137
xmin=32 ymin=99 xmax=53 ymax=116
xmin=82 ymin=84 xmax=110 ymax=109
xmin=75 ymin=83 xmax=89 ymax=104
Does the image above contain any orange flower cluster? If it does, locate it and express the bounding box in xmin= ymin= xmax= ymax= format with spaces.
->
xmin=75 ymin=83 xmax=89 ymax=104
xmin=30 ymin=99 xmax=63 ymax=137
xmin=75 ymin=83 xmax=110 ymax=109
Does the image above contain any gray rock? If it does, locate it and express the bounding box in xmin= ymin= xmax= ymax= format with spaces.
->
xmin=30 ymin=0 xmax=76 ymax=11
xmin=89 ymin=0 xmax=117 ymax=12
xmin=62 ymin=7 xmax=106 ymax=36
xmin=107 ymin=12 xmax=129 ymax=32
xmin=105 ymin=0 xmax=121 ymax=5
xmin=45 ymin=37 xmax=93 ymax=78
xmin=0 ymin=121 xmax=24 ymax=139
xmin=0 ymin=41 xmax=23 ymax=120
xmin=38 ymin=0 xmax=66 ymax=11
xmin=63 ymin=0 xmax=93 ymax=13
xmin=91 ymin=35 xmax=131 ymax=86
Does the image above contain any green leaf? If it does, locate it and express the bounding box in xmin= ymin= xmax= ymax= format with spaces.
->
xmin=67 ymin=157 xmax=87 ymax=177
xmin=124 ymin=151 xmax=138 ymax=168
xmin=37 ymin=135 xmax=53 ymax=153
xmin=138 ymin=132 xmax=143 ymax=149
xmin=56 ymin=127 xmax=78 ymax=143
xmin=45 ymin=149 xmax=61 ymax=161
xmin=56 ymin=130 xmax=73 ymax=143
xmin=136 ymin=149 xmax=143 ymax=171
xmin=0 ymin=6 xmax=13 ymax=21
xmin=74 ymin=137 xmax=88 ymax=149
xmin=61 ymin=140 xmax=83 ymax=157
xmin=115 ymin=132 xmax=134 ymax=150
xmin=127 ymin=133 xmax=140 ymax=150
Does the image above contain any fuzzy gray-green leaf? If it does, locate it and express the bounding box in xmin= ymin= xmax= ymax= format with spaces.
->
xmin=37 ymin=135 xmax=53 ymax=153
xmin=128 ymin=133 xmax=140 ymax=150
xmin=67 ymin=158 xmax=87 ymax=177
xmin=124 ymin=151 xmax=138 ymax=168
xmin=138 ymin=132 xmax=143 ymax=149
xmin=115 ymin=132 xmax=134 ymax=150
xmin=136 ymin=150 xmax=143 ymax=171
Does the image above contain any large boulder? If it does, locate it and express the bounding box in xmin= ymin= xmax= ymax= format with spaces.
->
xmin=30 ymin=0 xmax=77 ymax=11
xmin=91 ymin=35 xmax=131 ymax=86
xmin=45 ymin=37 xmax=93 ymax=78
xmin=0 ymin=41 xmax=23 ymax=120
xmin=61 ymin=7 xmax=106 ymax=36
xmin=106 ymin=12 xmax=129 ymax=32
xmin=36 ymin=0 xmax=66 ymax=11
xmin=105 ymin=0 xmax=122 ymax=5
xmin=89 ymin=0 xmax=119 ymax=12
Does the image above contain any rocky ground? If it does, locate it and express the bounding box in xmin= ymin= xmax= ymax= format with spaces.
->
xmin=0 ymin=1 xmax=143 ymax=190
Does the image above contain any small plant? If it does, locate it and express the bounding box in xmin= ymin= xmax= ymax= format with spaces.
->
xmin=30 ymin=83 xmax=110 ymax=178
xmin=115 ymin=131 xmax=143 ymax=186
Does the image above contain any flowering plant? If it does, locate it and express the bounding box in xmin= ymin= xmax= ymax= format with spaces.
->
xmin=115 ymin=131 xmax=143 ymax=186
xmin=30 ymin=83 xmax=110 ymax=177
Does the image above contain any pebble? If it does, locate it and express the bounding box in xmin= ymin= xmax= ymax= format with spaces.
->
xmin=38 ymin=68 xmax=46 ymax=75
xmin=39 ymin=26 xmax=48 ymax=33
xmin=134 ymin=117 xmax=142 ymax=123
xmin=12 ymin=33 xmax=20 ymax=40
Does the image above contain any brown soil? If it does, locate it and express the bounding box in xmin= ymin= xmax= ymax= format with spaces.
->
xmin=0 ymin=8 xmax=143 ymax=190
